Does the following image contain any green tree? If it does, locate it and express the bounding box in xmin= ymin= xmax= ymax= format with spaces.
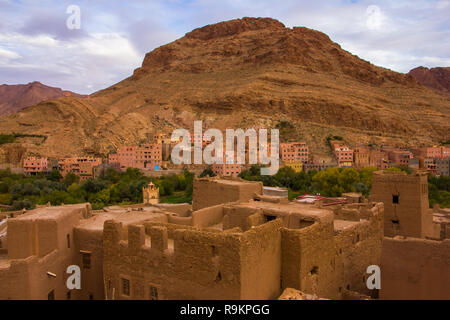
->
xmin=62 ymin=173 xmax=80 ymax=187
xmin=47 ymin=169 xmax=63 ymax=182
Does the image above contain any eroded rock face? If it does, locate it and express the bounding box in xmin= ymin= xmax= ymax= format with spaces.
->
xmin=409 ymin=66 xmax=450 ymax=94
xmin=0 ymin=81 xmax=85 ymax=116
xmin=0 ymin=17 xmax=449 ymax=159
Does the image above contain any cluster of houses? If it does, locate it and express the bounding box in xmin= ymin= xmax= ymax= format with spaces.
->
xmin=21 ymin=133 xmax=450 ymax=179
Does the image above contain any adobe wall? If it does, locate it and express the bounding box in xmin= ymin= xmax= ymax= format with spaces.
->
xmin=370 ymin=171 xmax=432 ymax=238
xmin=240 ymin=219 xmax=282 ymax=299
xmin=102 ymin=216 xmax=282 ymax=300
xmin=192 ymin=177 xmax=263 ymax=211
xmin=73 ymin=227 xmax=105 ymax=300
xmin=154 ymin=203 xmax=192 ymax=217
xmin=0 ymin=204 xmax=90 ymax=299
xmin=103 ymin=221 xmax=242 ymax=299
xmin=192 ymin=204 xmax=224 ymax=228
xmin=0 ymin=249 xmax=76 ymax=300
xmin=280 ymin=217 xmax=336 ymax=298
xmin=281 ymin=203 xmax=384 ymax=299
xmin=381 ymin=237 xmax=450 ymax=300
xmin=332 ymin=203 xmax=384 ymax=298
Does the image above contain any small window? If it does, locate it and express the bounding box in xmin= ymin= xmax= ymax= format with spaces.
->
xmin=67 ymin=234 xmax=71 ymax=248
xmin=66 ymin=291 xmax=71 ymax=300
xmin=149 ymin=286 xmax=158 ymax=300
xmin=48 ymin=290 xmax=55 ymax=300
xmin=392 ymin=195 xmax=399 ymax=204
xmin=82 ymin=253 xmax=91 ymax=269
xmin=122 ymin=278 xmax=130 ymax=296
xmin=89 ymin=293 xmax=94 ymax=300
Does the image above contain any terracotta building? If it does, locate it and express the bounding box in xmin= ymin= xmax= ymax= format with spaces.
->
xmin=109 ymin=144 xmax=162 ymax=171
xmin=330 ymin=141 xmax=353 ymax=167
xmin=353 ymin=147 xmax=370 ymax=168
xmin=279 ymin=142 xmax=308 ymax=163
xmin=1 ymin=176 xmax=448 ymax=300
xmin=370 ymin=170 xmax=450 ymax=299
xmin=59 ymin=157 xmax=103 ymax=180
xmin=387 ymin=150 xmax=411 ymax=167
xmin=23 ymin=157 xmax=50 ymax=175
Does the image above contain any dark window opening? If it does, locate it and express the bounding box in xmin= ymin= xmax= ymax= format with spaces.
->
xmin=392 ymin=195 xmax=399 ymax=204
xmin=122 ymin=278 xmax=130 ymax=296
xmin=310 ymin=266 xmax=319 ymax=275
xmin=215 ymin=271 xmax=222 ymax=282
xmin=370 ymin=289 xmax=380 ymax=299
xmin=346 ymin=284 xmax=350 ymax=290
xmin=66 ymin=291 xmax=71 ymax=300
xmin=82 ymin=253 xmax=91 ymax=269
xmin=67 ymin=234 xmax=71 ymax=248
xmin=89 ymin=293 xmax=94 ymax=300
xmin=264 ymin=215 xmax=276 ymax=222
xmin=48 ymin=290 xmax=55 ymax=300
xmin=392 ymin=219 xmax=400 ymax=225
xmin=211 ymin=245 xmax=218 ymax=256
xmin=149 ymin=286 xmax=158 ymax=300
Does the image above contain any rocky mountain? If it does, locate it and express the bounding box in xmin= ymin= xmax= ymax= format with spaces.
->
xmin=0 ymin=17 xmax=449 ymax=160
xmin=408 ymin=67 xmax=450 ymax=94
xmin=0 ymin=81 xmax=84 ymax=116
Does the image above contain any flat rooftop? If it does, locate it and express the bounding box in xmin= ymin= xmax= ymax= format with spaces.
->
xmin=12 ymin=204 xmax=88 ymax=221
xmin=77 ymin=206 xmax=167 ymax=231
xmin=237 ymin=200 xmax=333 ymax=223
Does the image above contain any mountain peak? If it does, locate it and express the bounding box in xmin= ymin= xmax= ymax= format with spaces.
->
xmin=185 ymin=17 xmax=285 ymax=40
xmin=409 ymin=66 xmax=450 ymax=94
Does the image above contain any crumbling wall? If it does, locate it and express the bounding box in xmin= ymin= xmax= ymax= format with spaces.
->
xmin=103 ymin=220 xmax=243 ymax=300
xmin=381 ymin=237 xmax=450 ymax=299
xmin=281 ymin=217 xmax=336 ymax=298
xmin=192 ymin=204 xmax=224 ymax=228
xmin=240 ymin=219 xmax=282 ymax=299
xmin=333 ymin=203 xmax=384 ymax=298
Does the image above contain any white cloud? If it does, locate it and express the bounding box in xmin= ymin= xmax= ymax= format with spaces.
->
xmin=0 ymin=46 xmax=21 ymax=60
xmin=0 ymin=0 xmax=448 ymax=92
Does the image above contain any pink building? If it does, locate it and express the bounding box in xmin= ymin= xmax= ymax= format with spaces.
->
xmin=59 ymin=157 xmax=103 ymax=180
xmin=280 ymin=142 xmax=308 ymax=163
xmin=388 ymin=150 xmax=411 ymax=166
xmin=111 ymin=144 xmax=162 ymax=171
xmin=212 ymin=163 xmax=242 ymax=177
xmin=331 ymin=141 xmax=353 ymax=167
xmin=411 ymin=146 xmax=450 ymax=159
xmin=23 ymin=157 xmax=49 ymax=175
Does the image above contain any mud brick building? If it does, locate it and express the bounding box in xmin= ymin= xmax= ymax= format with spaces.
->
xmin=370 ymin=171 xmax=450 ymax=299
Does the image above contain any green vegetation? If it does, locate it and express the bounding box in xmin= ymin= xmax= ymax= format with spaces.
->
xmin=428 ymin=175 xmax=450 ymax=208
xmin=326 ymin=135 xmax=343 ymax=142
xmin=275 ymin=120 xmax=295 ymax=141
xmin=0 ymin=134 xmax=15 ymax=145
xmin=0 ymin=167 xmax=194 ymax=211
xmin=0 ymin=133 xmax=48 ymax=146
xmin=240 ymin=165 xmax=377 ymax=197
xmin=1 ymin=164 xmax=448 ymax=211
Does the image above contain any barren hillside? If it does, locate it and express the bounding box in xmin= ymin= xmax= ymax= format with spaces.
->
xmin=1 ymin=17 xmax=449 ymax=161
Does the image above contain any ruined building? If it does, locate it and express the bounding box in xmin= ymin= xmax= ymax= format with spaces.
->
xmin=0 ymin=176 xmax=385 ymax=300
xmin=370 ymin=170 xmax=450 ymax=299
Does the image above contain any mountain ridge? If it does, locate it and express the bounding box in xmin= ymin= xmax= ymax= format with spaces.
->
xmin=0 ymin=17 xmax=449 ymax=162
xmin=0 ymin=81 xmax=85 ymax=116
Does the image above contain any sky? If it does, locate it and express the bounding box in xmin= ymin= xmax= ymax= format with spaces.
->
xmin=0 ymin=0 xmax=449 ymax=94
